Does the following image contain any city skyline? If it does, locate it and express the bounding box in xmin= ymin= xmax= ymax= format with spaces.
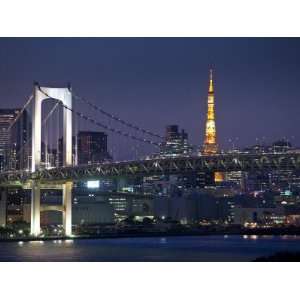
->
xmin=1 ymin=1 xmax=300 ymax=298
xmin=2 ymin=37 xmax=300 ymax=261
xmin=0 ymin=38 xmax=300 ymax=151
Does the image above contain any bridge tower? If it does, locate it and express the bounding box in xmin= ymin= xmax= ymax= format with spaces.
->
xmin=202 ymin=69 xmax=218 ymax=155
xmin=31 ymin=84 xmax=73 ymax=237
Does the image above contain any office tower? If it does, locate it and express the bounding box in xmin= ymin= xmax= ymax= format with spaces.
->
xmin=159 ymin=125 xmax=192 ymax=158
xmin=77 ymin=131 xmax=111 ymax=165
xmin=0 ymin=108 xmax=30 ymax=171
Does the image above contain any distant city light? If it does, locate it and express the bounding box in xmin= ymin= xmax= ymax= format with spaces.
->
xmin=87 ymin=180 xmax=100 ymax=189
xmin=281 ymin=190 xmax=292 ymax=196
xmin=122 ymin=186 xmax=134 ymax=193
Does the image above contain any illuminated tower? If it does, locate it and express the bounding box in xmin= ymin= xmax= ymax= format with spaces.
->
xmin=202 ymin=69 xmax=218 ymax=155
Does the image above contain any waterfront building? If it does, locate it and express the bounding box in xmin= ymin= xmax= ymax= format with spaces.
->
xmin=72 ymin=198 xmax=114 ymax=225
xmin=153 ymin=189 xmax=235 ymax=224
xmin=23 ymin=192 xmax=114 ymax=226
xmin=108 ymin=196 xmax=154 ymax=222
xmin=5 ymin=188 xmax=27 ymax=224
xmin=233 ymin=205 xmax=285 ymax=226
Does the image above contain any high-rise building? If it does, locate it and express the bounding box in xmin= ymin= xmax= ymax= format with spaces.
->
xmin=0 ymin=109 xmax=30 ymax=171
xmin=9 ymin=110 xmax=30 ymax=171
xmin=271 ymin=139 xmax=292 ymax=153
xmin=77 ymin=131 xmax=111 ymax=165
xmin=202 ymin=69 xmax=218 ymax=155
xmin=57 ymin=136 xmax=77 ymax=167
xmin=158 ymin=125 xmax=192 ymax=158
xmin=0 ymin=109 xmax=19 ymax=170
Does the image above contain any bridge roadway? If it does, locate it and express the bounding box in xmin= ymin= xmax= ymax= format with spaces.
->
xmin=1 ymin=153 xmax=300 ymax=185
xmin=0 ymin=153 xmax=300 ymax=186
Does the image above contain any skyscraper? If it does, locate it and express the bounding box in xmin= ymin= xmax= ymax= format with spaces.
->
xmin=202 ymin=69 xmax=218 ymax=155
xmin=158 ymin=125 xmax=192 ymax=158
xmin=77 ymin=131 xmax=111 ymax=165
xmin=0 ymin=109 xmax=18 ymax=170
xmin=0 ymin=109 xmax=30 ymax=171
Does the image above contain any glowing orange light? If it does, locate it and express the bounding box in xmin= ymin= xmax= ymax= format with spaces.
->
xmin=214 ymin=172 xmax=224 ymax=183
xmin=202 ymin=69 xmax=218 ymax=155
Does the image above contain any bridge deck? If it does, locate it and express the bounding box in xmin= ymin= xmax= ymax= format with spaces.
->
xmin=1 ymin=153 xmax=300 ymax=185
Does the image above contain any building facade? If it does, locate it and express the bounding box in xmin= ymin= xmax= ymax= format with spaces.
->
xmin=0 ymin=108 xmax=30 ymax=171
xmin=77 ymin=131 xmax=111 ymax=165
xmin=158 ymin=125 xmax=192 ymax=158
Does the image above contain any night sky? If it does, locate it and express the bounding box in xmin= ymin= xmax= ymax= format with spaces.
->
xmin=0 ymin=38 xmax=300 ymax=155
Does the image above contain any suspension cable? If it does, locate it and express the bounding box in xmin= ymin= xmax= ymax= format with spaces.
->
xmin=72 ymin=92 xmax=164 ymax=139
xmin=39 ymin=87 xmax=160 ymax=147
xmin=12 ymin=100 xmax=61 ymax=170
xmin=62 ymin=102 xmax=160 ymax=147
xmin=7 ymin=94 xmax=33 ymax=131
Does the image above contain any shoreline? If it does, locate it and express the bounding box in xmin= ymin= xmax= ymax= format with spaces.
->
xmin=1 ymin=228 xmax=300 ymax=243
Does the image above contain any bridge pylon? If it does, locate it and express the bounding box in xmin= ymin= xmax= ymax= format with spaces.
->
xmin=63 ymin=182 xmax=73 ymax=236
xmin=30 ymin=83 xmax=73 ymax=237
xmin=31 ymin=181 xmax=41 ymax=236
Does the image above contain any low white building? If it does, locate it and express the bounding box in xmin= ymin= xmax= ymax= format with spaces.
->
xmin=233 ymin=205 xmax=284 ymax=225
xmin=23 ymin=199 xmax=114 ymax=226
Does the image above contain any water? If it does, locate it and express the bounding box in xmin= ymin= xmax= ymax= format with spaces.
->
xmin=1 ymin=235 xmax=300 ymax=261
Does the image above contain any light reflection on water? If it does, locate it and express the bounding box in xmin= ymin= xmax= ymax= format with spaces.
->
xmin=159 ymin=237 xmax=167 ymax=244
xmin=1 ymin=235 xmax=300 ymax=262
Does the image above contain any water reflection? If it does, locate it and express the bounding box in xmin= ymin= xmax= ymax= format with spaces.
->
xmin=2 ymin=235 xmax=300 ymax=262
xmin=159 ymin=237 xmax=167 ymax=244
xmin=53 ymin=240 xmax=63 ymax=244
xmin=280 ymin=235 xmax=300 ymax=240
xmin=29 ymin=241 xmax=43 ymax=245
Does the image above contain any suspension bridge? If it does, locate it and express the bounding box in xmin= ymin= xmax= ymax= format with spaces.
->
xmin=1 ymin=83 xmax=300 ymax=237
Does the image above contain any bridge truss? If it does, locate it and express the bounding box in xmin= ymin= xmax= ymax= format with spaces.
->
xmin=2 ymin=153 xmax=300 ymax=185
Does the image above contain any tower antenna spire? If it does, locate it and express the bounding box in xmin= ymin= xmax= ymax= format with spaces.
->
xmin=201 ymin=69 xmax=218 ymax=155
xmin=209 ymin=68 xmax=214 ymax=93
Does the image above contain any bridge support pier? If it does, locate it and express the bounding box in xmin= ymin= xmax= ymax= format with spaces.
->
xmin=63 ymin=181 xmax=73 ymax=236
xmin=30 ymin=182 xmax=41 ymax=236
xmin=30 ymin=181 xmax=73 ymax=237
xmin=0 ymin=188 xmax=7 ymax=227
xmin=29 ymin=84 xmax=74 ymax=237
